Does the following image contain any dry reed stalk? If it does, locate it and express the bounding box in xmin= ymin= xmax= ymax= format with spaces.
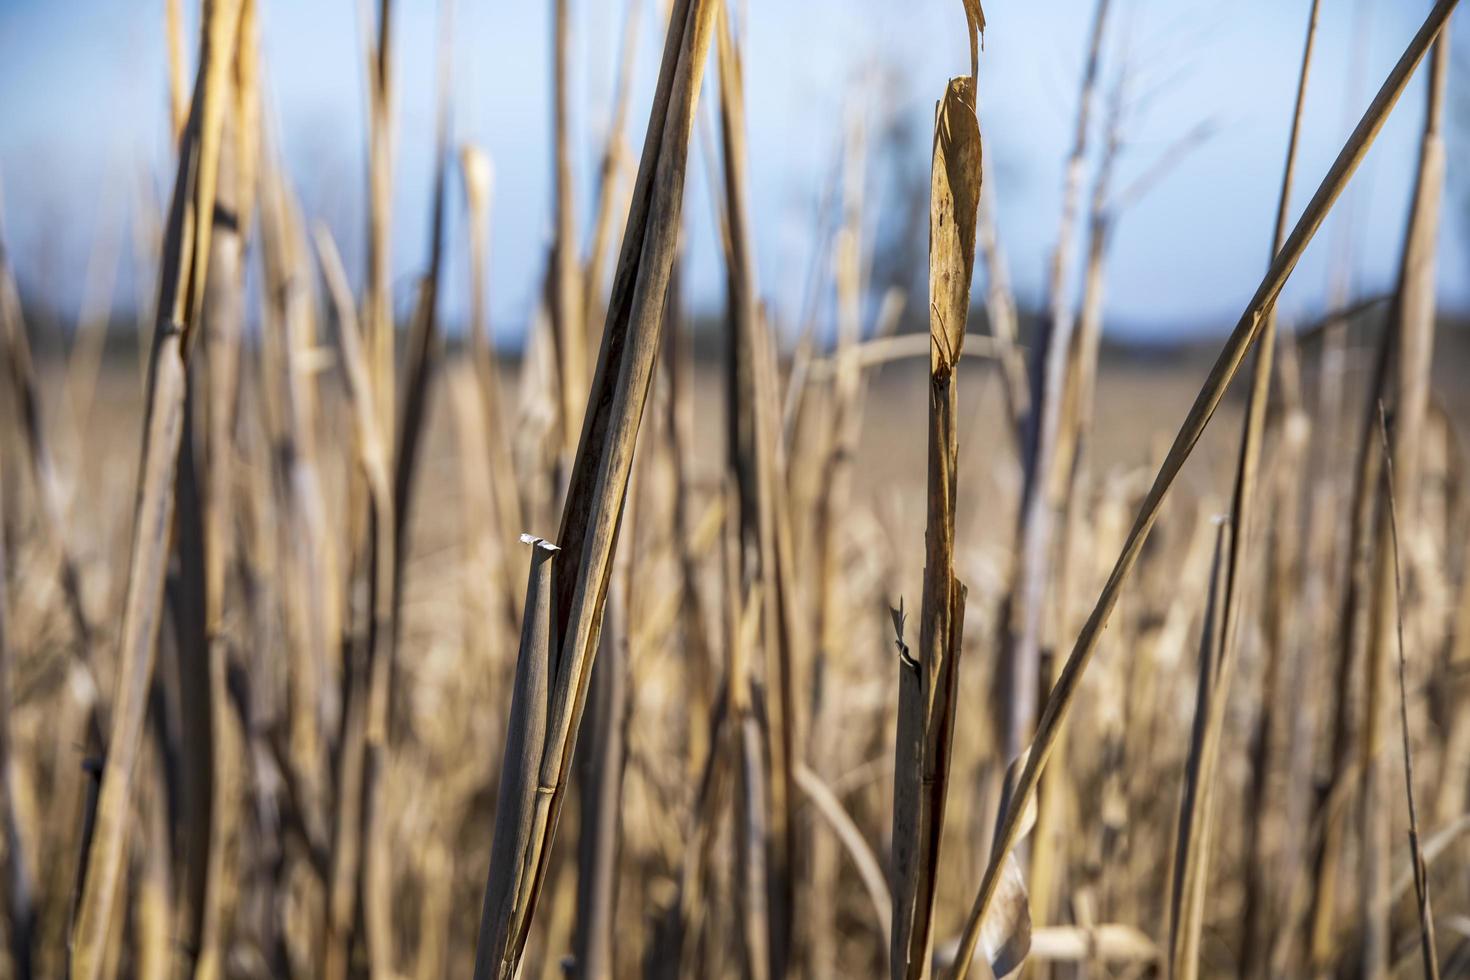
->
xmin=473 ymin=2 xmax=718 ymax=974
xmin=1378 ymin=404 xmax=1441 ymax=980
xmin=460 ymin=144 xmax=525 ymax=631
xmin=166 ymin=0 xmax=190 ymax=144
xmin=1167 ymin=518 xmax=1230 ymax=980
xmin=363 ymin=0 xmax=396 ymax=451
xmin=1231 ymin=6 xmax=1319 ymax=973
xmin=68 ymin=2 xmax=243 ymax=974
xmin=551 ymin=0 xmax=587 ymax=458
xmin=894 ymin=70 xmax=982 ymax=980
xmin=948 ymin=4 xmax=1460 ymax=974
xmin=573 ymin=470 xmax=636 ymax=978
xmin=1000 ymin=0 xmax=1113 ymax=764
xmin=1358 ymin=31 xmax=1449 ymax=979
xmin=714 ymin=10 xmax=799 ymax=971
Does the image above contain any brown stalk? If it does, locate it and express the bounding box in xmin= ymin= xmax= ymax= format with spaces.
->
xmin=1378 ymin=404 xmax=1440 ymax=980
xmin=475 ymin=536 xmax=558 ymax=979
xmin=473 ymin=2 xmax=718 ymax=974
xmin=572 ymin=474 xmax=635 ymax=978
xmin=363 ymin=0 xmax=396 ymax=451
xmin=1167 ymin=518 xmax=1230 ymax=980
xmin=897 ymin=72 xmax=982 ymax=980
xmin=948 ymin=4 xmax=1460 ymax=974
xmin=583 ymin=0 xmax=644 ymax=324
xmin=68 ymin=1 xmax=243 ymax=975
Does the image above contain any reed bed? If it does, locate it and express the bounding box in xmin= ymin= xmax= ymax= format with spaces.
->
xmin=0 ymin=1 xmax=1466 ymax=978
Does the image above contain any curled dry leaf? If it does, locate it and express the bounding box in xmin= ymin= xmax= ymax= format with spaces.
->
xmin=929 ymin=77 xmax=982 ymax=375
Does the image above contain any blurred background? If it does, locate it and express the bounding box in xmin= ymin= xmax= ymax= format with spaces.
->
xmin=2 ymin=0 xmax=1467 ymax=345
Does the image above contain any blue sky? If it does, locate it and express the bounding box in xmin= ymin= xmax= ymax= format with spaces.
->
xmin=0 ymin=0 xmax=1465 ymax=343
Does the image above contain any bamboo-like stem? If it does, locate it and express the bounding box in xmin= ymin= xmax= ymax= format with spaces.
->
xmin=473 ymin=2 xmax=719 ymax=974
xmin=68 ymin=2 xmax=243 ymax=975
xmin=947 ymin=5 xmax=1460 ymax=974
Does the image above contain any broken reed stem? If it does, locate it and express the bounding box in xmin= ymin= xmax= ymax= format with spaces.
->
xmin=896 ymin=73 xmax=982 ymax=980
xmin=473 ymin=2 xmax=718 ymax=975
xmin=1378 ymin=403 xmax=1440 ymax=980
xmin=69 ymin=2 xmax=243 ymax=976
xmin=946 ymin=4 xmax=1460 ymax=975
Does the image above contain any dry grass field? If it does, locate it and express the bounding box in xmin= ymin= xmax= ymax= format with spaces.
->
xmin=0 ymin=0 xmax=1467 ymax=978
